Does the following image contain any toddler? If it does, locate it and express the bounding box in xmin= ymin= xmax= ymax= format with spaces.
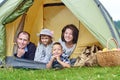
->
xmin=34 ymin=29 xmax=53 ymax=63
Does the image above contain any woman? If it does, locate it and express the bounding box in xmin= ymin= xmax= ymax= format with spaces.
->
xmin=59 ymin=24 xmax=79 ymax=65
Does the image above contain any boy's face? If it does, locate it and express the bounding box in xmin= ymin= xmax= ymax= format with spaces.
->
xmin=52 ymin=44 xmax=63 ymax=56
xmin=40 ymin=35 xmax=51 ymax=46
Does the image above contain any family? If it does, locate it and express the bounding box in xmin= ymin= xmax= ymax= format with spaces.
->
xmin=14 ymin=24 xmax=79 ymax=69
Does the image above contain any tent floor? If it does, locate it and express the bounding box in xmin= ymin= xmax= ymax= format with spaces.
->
xmin=5 ymin=56 xmax=46 ymax=69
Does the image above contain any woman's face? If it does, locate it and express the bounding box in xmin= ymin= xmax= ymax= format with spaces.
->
xmin=64 ymin=28 xmax=73 ymax=43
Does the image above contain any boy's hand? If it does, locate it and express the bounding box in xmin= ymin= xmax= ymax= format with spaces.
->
xmin=51 ymin=55 xmax=56 ymax=61
xmin=56 ymin=56 xmax=61 ymax=62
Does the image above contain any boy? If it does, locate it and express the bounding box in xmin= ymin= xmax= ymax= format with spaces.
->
xmin=46 ymin=42 xmax=71 ymax=69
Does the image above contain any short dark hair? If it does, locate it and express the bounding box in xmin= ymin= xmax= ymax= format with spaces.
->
xmin=61 ymin=24 xmax=79 ymax=44
xmin=17 ymin=31 xmax=30 ymax=41
xmin=53 ymin=42 xmax=62 ymax=49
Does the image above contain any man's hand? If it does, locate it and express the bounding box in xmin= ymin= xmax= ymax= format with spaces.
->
xmin=17 ymin=48 xmax=25 ymax=57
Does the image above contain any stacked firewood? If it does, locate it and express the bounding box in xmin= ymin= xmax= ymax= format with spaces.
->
xmin=74 ymin=45 xmax=101 ymax=67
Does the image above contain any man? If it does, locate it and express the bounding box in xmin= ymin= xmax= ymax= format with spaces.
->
xmin=14 ymin=31 xmax=36 ymax=60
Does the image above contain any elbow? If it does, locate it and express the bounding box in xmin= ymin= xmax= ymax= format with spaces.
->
xmin=46 ymin=64 xmax=51 ymax=69
xmin=63 ymin=64 xmax=71 ymax=68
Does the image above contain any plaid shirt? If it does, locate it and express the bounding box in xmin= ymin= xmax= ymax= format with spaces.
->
xmin=51 ymin=53 xmax=70 ymax=68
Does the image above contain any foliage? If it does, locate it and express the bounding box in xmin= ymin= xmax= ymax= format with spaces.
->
xmin=114 ymin=20 xmax=120 ymax=34
xmin=0 ymin=66 xmax=120 ymax=80
xmin=114 ymin=20 xmax=120 ymax=29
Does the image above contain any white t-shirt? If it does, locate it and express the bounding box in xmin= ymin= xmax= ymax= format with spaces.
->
xmin=34 ymin=43 xmax=53 ymax=63
xmin=59 ymin=39 xmax=76 ymax=57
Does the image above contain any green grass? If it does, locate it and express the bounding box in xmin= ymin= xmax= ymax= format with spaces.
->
xmin=0 ymin=66 xmax=120 ymax=80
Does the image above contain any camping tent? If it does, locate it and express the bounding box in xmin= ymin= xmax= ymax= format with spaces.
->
xmin=0 ymin=0 xmax=119 ymax=69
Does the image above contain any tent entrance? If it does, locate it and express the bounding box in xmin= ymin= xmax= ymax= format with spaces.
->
xmin=43 ymin=3 xmax=80 ymax=41
xmin=43 ymin=2 xmax=102 ymax=58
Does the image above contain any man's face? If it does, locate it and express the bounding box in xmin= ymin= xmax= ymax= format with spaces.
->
xmin=17 ymin=33 xmax=29 ymax=49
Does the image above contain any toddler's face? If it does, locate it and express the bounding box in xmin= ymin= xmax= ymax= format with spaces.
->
xmin=40 ymin=35 xmax=51 ymax=46
xmin=52 ymin=44 xmax=63 ymax=56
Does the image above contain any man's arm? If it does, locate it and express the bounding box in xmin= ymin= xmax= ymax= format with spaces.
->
xmin=26 ymin=42 xmax=36 ymax=60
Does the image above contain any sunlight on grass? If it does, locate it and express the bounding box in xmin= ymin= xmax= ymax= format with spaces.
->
xmin=0 ymin=66 xmax=120 ymax=80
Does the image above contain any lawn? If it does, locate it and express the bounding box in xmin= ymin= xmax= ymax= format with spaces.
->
xmin=0 ymin=66 xmax=120 ymax=80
